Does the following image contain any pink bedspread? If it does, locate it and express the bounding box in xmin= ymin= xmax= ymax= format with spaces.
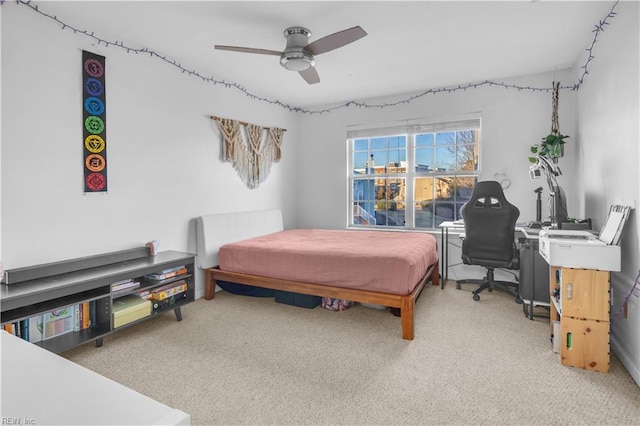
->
xmin=218 ymin=229 xmax=438 ymax=294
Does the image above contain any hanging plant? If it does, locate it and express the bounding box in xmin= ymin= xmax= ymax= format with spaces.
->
xmin=529 ymin=81 xmax=569 ymax=164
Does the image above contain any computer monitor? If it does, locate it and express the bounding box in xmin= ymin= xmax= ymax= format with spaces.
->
xmin=550 ymin=185 xmax=568 ymax=228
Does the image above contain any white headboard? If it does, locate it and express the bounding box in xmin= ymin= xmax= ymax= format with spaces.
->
xmin=195 ymin=209 xmax=284 ymax=269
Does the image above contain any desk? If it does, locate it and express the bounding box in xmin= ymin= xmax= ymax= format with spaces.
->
xmin=438 ymin=222 xmax=547 ymax=299
xmin=438 ymin=221 xmax=530 ymax=285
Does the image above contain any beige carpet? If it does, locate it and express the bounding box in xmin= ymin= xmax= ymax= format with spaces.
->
xmin=63 ymin=281 xmax=640 ymax=425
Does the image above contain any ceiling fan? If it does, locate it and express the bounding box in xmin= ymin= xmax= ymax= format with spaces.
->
xmin=214 ymin=26 xmax=367 ymax=85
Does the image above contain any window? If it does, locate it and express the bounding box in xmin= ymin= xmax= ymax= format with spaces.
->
xmin=348 ymin=116 xmax=480 ymax=230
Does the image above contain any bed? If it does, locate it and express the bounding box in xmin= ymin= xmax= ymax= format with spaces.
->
xmin=196 ymin=209 xmax=439 ymax=340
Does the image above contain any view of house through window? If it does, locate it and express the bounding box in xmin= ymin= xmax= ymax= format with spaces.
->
xmin=349 ymin=117 xmax=480 ymax=230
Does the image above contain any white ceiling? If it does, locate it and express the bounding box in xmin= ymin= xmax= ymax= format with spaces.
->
xmin=33 ymin=1 xmax=614 ymax=108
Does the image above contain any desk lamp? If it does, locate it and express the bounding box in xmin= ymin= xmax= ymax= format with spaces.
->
xmin=529 ymin=156 xmax=562 ymax=227
xmin=534 ymin=187 xmax=543 ymax=222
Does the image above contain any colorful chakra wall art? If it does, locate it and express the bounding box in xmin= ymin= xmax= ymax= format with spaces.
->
xmin=82 ymin=51 xmax=107 ymax=192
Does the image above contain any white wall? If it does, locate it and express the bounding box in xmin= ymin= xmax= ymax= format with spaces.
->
xmin=1 ymin=4 xmax=299 ymax=297
xmin=2 ymin=0 xmax=638 ymax=387
xmin=296 ymin=70 xmax=576 ymax=230
xmin=575 ymin=0 xmax=640 ymax=387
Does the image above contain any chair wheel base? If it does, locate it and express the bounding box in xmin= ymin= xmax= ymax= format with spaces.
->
xmin=473 ymin=293 xmax=480 ymax=301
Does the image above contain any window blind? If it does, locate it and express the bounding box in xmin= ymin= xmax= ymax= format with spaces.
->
xmin=346 ymin=115 xmax=481 ymax=139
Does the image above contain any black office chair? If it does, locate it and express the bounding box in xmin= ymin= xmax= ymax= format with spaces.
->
xmin=456 ymin=181 xmax=521 ymax=302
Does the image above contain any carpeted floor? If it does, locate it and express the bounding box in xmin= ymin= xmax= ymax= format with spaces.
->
xmin=63 ymin=281 xmax=640 ymax=425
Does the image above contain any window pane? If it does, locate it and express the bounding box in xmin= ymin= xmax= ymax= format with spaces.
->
xmin=453 ymin=176 xmax=477 ymax=221
xmin=435 ymin=146 xmax=455 ymax=171
xmin=415 ymin=147 xmax=433 ymax=172
xmin=353 ymin=179 xmax=377 ymax=225
xmin=371 ymin=137 xmax=387 ymax=150
xmin=457 ymin=143 xmax=478 ymax=172
xmin=416 ymin=133 xmax=433 ymax=146
xmin=436 ymin=132 xmax=455 ymax=145
xmin=414 ymin=177 xmax=435 ymax=228
xmin=455 ymin=176 xmax=476 ymax=203
xmin=371 ymin=151 xmax=388 ymax=171
xmin=456 ymin=130 xmax=476 ymax=144
xmin=388 ymin=135 xmax=406 ymax=148
xmin=353 ymin=152 xmax=369 ymax=171
xmin=354 ymin=138 xmax=368 ymax=151
xmin=374 ymin=177 xmax=405 ymax=227
xmin=432 ymin=177 xmax=455 ymax=227
xmin=388 ymin=148 xmax=407 ymax=173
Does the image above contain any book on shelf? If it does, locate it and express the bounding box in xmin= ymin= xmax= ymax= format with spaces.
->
xmin=137 ymin=289 xmax=152 ymax=300
xmin=151 ymin=281 xmax=188 ymax=301
xmin=144 ymin=266 xmax=187 ymax=281
xmin=82 ymin=301 xmax=91 ymax=329
xmin=74 ymin=304 xmax=81 ymax=332
xmin=159 ymin=265 xmax=187 ymax=274
xmin=42 ymin=307 xmax=75 ymax=340
xmin=111 ymin=279 xmax=141 ymax=292
xmin=112 ymin=295 xmax=151 ymax=328
xmin=29 ymin=315 xmax=43 ymax=343
xmin=152 ymin=291 xmax=188 ymax=312
xmin=90 ymin=300 xmax=97 ymax=327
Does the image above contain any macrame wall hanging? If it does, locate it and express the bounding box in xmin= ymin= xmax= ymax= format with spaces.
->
xmin=211 ymin=116 xmax=285 ymax=189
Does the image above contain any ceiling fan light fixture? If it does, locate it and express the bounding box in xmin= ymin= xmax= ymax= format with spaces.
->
xmin=214 ymin=25 xmax=366 ymax=85
xmin=280 ymin=50 xmax=315 ymax=71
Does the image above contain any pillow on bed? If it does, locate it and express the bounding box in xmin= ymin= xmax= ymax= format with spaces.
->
xmin=216 ymin=280 xmax=275 ymax=298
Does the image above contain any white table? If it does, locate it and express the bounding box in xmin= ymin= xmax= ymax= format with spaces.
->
xmin=438 ymin=220 xmax=535 ymax=287
xmin=1 ymin=331 xmax=190 ymax=425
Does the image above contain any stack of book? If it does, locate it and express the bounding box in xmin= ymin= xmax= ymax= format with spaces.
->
xmin=111 ymin=278 xmax=141 ymax=293
xmin=141 ymin=280 xmax=189 ymax=312
xmin=112 ymin=295 xmax=151 ymax=328
xmin=144 ymin=265 xmax=187 ymax=281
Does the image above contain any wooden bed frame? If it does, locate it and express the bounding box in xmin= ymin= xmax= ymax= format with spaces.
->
xmin=196 ymin=209 xmax=439 ymax=340
xmin=203 ymin=262 xmax=439 ymax=340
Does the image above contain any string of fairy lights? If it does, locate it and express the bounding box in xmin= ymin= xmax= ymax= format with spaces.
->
xmin=8 ymin=0 xmax=620 ymax=114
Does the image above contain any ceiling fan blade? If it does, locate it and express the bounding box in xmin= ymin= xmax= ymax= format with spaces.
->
xmin=214 ymin=45 xmax=282 ymax=56
xmin=304 ymin=26 xmax=367 ymax=56
xmin=299 ymin=66 xmax=320 ymax=85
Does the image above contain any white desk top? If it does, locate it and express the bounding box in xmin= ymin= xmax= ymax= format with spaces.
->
xmin=439 ymin=220 xmax=540 ymax=239
xmin=0 ymin=331 xmax=190 ymax=425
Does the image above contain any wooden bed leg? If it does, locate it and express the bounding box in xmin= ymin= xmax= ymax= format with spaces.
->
xmin=401 ymin=296 xmax=415 ymax=340
xmin=431 ymin=260 xmax=440 ymax=286
xmin=204 ymin=269 xmax=216 ymax=300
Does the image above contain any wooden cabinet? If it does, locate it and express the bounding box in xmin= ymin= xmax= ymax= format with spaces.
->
xmin=1 ymin=249 xmax=195 ymax=354
xmin=549 ymin=266 xmax=610 ymax=372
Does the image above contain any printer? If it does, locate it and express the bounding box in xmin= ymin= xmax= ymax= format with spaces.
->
xmin=539 ymin=229 xmax=621 ymax=271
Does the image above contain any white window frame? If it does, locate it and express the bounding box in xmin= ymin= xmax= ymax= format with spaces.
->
xmin=347 ymin=114 xmax=481 ymax=230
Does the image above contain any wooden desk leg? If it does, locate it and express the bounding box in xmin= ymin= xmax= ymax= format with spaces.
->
xmin=174 ymin=307 xmax=182 ymax=322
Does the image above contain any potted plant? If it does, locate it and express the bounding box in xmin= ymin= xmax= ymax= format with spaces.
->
xmin=529 ymin=81 xmax=569 ymax=164
xmin=528 ymin=132 xmax=569 ymax=164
